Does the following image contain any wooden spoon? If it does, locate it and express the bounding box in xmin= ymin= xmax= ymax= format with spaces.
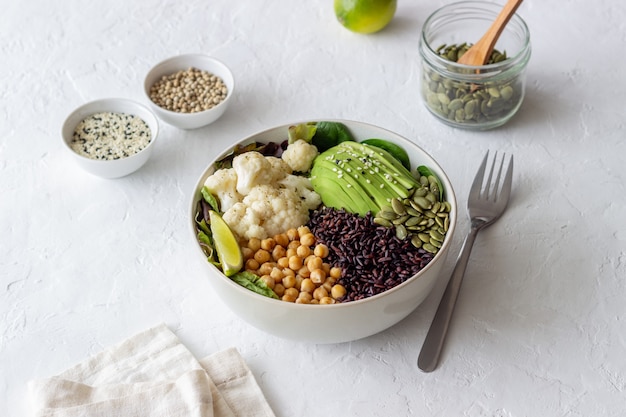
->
xmin=457 ymin=0 xmax=524 ymax=66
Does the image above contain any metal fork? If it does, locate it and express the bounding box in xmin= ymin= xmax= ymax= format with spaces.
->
xmin=418 ymin=151 xmax=514 ymax=372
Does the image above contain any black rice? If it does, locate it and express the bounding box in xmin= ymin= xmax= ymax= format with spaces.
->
xmin=307 ymin=207 xmax=435 ymax=302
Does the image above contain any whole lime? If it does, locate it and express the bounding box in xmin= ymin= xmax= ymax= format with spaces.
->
xmin=334 ymin=0 xmax=398 ymax=34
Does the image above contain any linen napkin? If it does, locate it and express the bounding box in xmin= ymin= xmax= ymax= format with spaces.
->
xmin=28 ymin=324 xmax=276 ymax=417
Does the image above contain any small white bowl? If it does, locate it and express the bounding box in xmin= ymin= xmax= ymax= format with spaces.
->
xmin=143 ymin=54 xmax=234 ymax=130
xmin=61 ymin=98 xmax=159 ymax=179
xmin=188 ymin=120 xmax=458 ymax=344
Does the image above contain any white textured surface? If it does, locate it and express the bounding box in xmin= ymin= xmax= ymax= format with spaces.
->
xmin=2 ymin=0 xmax=625 ymax=415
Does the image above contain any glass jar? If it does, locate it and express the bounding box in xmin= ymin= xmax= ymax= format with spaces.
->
xmin=419 ymin=1 xmax=531 ymax=130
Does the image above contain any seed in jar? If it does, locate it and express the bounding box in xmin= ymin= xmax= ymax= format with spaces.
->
xmin=71 ymin=112 xmax=151 ymax=160
xmin=149 ymin=67 xmax=228 ymax=113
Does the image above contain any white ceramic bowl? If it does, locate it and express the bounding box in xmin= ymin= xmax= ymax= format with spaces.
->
xmin=188 ymin=120 xmax=457 ymax=344
xmin=143 ymin=54 xmax=234 ymax=130
xmin=61 ymin=98 xmax=159 ymax=179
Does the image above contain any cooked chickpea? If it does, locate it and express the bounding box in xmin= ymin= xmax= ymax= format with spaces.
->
xmin=297 ymin=226 xmax=311 ymax=237
xmin=282 ymin=292 xmax=297 ymax=303
xmin=242 ymin=247 xmax=254 ymax=260
xmin=300 ymin=232 xmax=316 ymax=247
xmin=313 ymin=286 xmax=328 ymax=301
xmin=284 ymin=287 xmax=299 ymax=300
xmin=313 ymin=243 xmax=329 ymax=258
xmin=294 ymin=275 xmax=303 ymax=290
xmin=248 ymin=238 xmax=261 ymax=252
xmin=275 ymin=233 xmax=289 ymax=248
xmin=274 ymin=283 xmax=285 ymax=297
xmin=277 ymin=256 xmax=290 ymax=269
xmin=306 ymin=256 xmax=323 ymax=272
xmin=296 ymin=292 xmax=313 ymax=304
xmin=245 ymin=258 xmax=260 ymax=271
xmin=297 ymin=265 xmax=311 ymax=278
xmin=272 ymin=245 xmax=286 ymax=261
xmin=254 ymin=249 xmax=271 ymax=264
xmin=270 ymin=267 xmax=284 ymax=281
xmin=331 ymin=284 xmax=347 ymax=300
xmin=261 ymin=275 xmax=275 ymax=289
xmin=288 ymin=255 xmax=303 ymax=270
xmin=286 ymin=228 xmax=299 ymax=241
xmin=239 ymin=230 xmax=348 ymax=305
xmin=300 ymin=278 xmax=316 ymax=293
xmin=296 ymin=245 xmax=311 ymax=258
xmin=261 ymin=238 xmax=276 ymax=251
xmin=286 ymin=247 xmax=297 ymax=258
xmin=310 ymin=268 xmax=326 ymax=285
xmin=282 ymin=274 xmax=296 ymax=289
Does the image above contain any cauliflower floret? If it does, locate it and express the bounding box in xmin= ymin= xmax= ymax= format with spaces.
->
xmin=207 ymin=148 xmax=323 ymax=241
xmin=203 ymin=168 xmax=242 ymax=212
xmin=222 ymin=184 xmax=314 ymax=241
xmin=281 ymin=139 xmax=319 ymax=172
xmin=266 ymin=156 xmax=292 ymax=176
xmin=232 ymin=151 xmax=272 ymax=195
xmin=222 ymin=202 xmax=266 ymax=241
xmin=279 ymin=174 xmax=322 ymax=210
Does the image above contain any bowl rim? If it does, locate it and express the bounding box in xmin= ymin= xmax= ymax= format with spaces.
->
xmin=61 ymin=97 xmax=159 ymax=163
xmin=143 ymin=53 xmax=235 ymax=119
xmin=189 ymin=119 xmax=457 ymax=309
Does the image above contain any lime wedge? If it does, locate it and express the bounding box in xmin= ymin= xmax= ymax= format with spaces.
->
xmin=209 ymin=210 xmax=243 ymax=277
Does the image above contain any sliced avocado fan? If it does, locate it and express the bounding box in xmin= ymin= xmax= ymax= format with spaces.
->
xmin=310 ymin=141 xmax=418 ymax=216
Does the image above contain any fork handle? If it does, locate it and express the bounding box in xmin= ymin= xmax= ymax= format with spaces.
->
xmin=417 ymin=224 xmax=480 ymax=372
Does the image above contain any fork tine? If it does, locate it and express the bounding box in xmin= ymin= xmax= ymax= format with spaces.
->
xmin=484 ymin=151 xmax=499 ymax=199
xmin=489 ymin=152 xmax=508 ymax=201
xmin=489 ymin=152 xmax=514 ymax=203
xmin=501 ymin=153 xmax=514 ymax=202
xmin=470 ymin=151 xmax=489 ymax=197
xmin=475 ymin=151 xmax=514 ymax=202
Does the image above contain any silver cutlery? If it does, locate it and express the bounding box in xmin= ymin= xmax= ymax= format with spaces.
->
xmin=418 ymin=150 xmax=514 ymax=372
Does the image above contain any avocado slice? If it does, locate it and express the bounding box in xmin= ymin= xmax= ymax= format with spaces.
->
xmin=311 ymin=141 xmax=418 ymax=216
xmin=311 ymin=158 xmax=381 ymax=215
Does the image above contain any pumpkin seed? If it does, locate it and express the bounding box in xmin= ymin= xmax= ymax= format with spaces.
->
xmin=423 ymin=243 xmax=437 ymax=253
xmin=405 ymin=216 xmax=421 ymax=227
xmin=414 ymin=196 xmax=431 ymax=210
xmin=411 ymin=235 xmax=422 ymax=248
xmin=421 ymin=43 xmax=523 ymax=127
xmin=392 ymin=215 xmax=410 ymax=225
xmin=396 ymin=224 xmax=408 ymax=240
xmin=406 ymin=206 xmax=422 ymax=217
xmin=430 ymin=239 xmax=442 ymax=249
xmin=430 ymin=230 xmax=444 ymax=242
xmin=379 ymin=210 xmax=397 ymax=220
xmin=391 ymin=198 xmax=406 ymax=215
xmin=418 ymin=233 xmax=431 ymax=243
xmin=374 ymin=217 xmax=392 ymax=227
xmin=371 ymin=170 xmax=451 ymax=255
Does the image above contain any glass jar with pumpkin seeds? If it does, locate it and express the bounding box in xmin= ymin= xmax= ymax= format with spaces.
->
xmin=419 ymin=1 xmax=531 ymax=130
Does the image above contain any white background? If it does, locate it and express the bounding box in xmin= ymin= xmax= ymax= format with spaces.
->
xmin=2 ymin=0 xmax=625 ymax=415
